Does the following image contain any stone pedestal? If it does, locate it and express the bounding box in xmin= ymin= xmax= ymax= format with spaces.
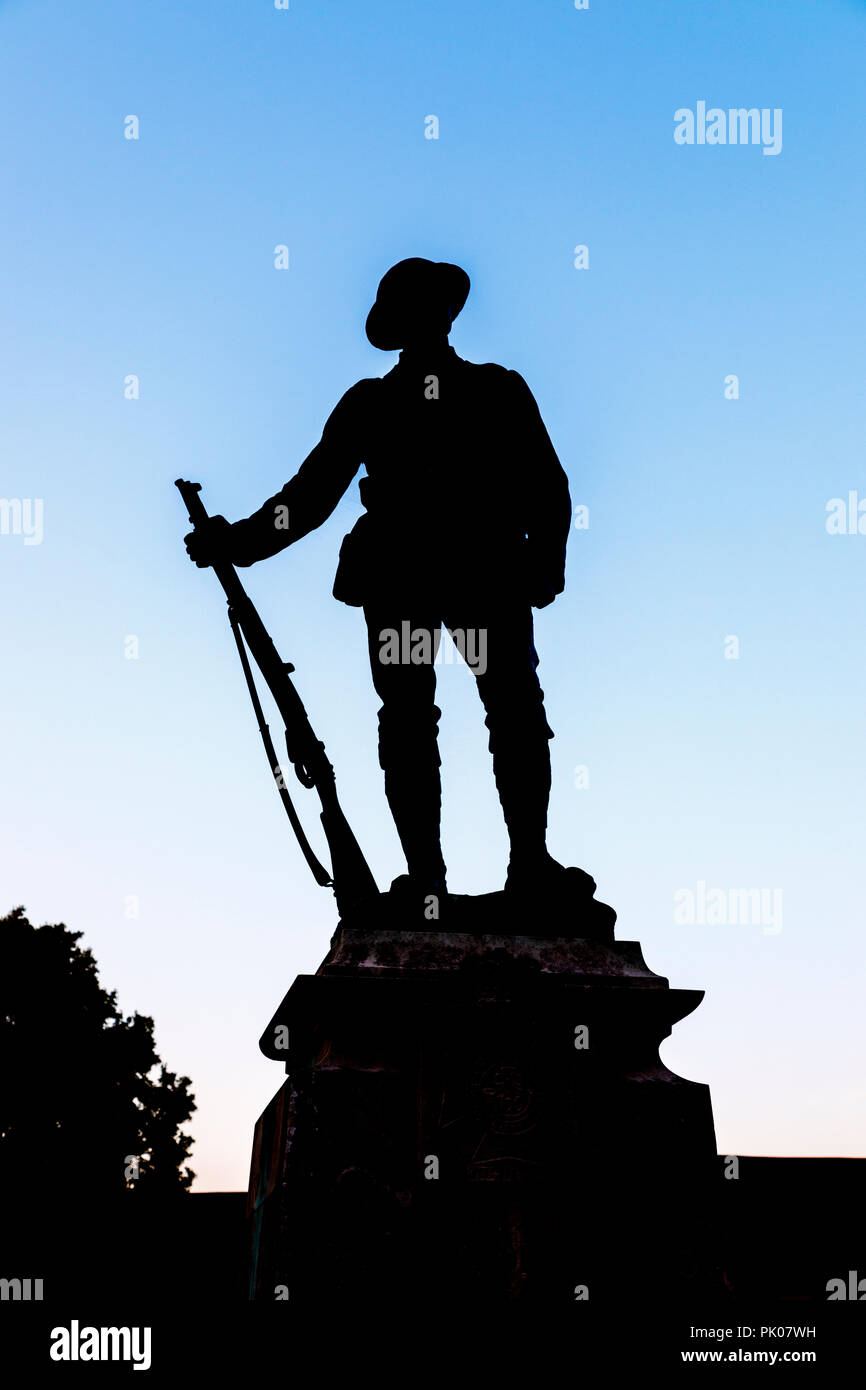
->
xmin=247 ymin=895 xmax=718 ymax=1306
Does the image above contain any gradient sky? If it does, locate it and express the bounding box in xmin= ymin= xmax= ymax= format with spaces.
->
xmin=2 ymin=0 xmax=865 ymax=1189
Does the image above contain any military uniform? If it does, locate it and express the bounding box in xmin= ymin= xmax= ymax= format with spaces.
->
xmin=228 ymin=334 xmax=571 ymax=889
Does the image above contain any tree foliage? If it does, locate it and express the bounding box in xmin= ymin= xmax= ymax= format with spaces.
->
xmin=0 ymin=906 xmax=195 ymax=1196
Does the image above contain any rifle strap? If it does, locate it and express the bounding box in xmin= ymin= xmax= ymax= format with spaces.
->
xmin=227 ymin=605 xmax=334 ymax=890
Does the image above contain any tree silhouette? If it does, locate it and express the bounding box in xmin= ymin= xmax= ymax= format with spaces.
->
xmin=0 ymin=906 xmax=195 ymax=1197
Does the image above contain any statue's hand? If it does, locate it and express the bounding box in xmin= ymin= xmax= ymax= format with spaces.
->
xmin=525 ymin=543 xmax=565 ymax=609
xmin=529 ymin=569 xmax=564 ymax=609
xmin=184 ymin=514 xmax=232 ymax=568
xmin=530 ymin=584 xmax=557 ymax=609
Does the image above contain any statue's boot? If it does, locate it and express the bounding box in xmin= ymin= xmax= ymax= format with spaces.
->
xmin=384 ymin=765 xmax=448 ymax=902
xmin=494 ymin=741 xmax=596 ymax=899
xmin=504 ymin=853 xmax=597 ymax=900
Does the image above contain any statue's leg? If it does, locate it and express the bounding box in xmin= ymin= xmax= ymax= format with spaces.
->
xmin=448 ymin=606 xmax=557 ymax=876
xmin=364 ymin=605 xmax=448 ymax=889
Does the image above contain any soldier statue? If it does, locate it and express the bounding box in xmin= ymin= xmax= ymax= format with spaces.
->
xmin=186 ymin=258 xmax=590 ymax=905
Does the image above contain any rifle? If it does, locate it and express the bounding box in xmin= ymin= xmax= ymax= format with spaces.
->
xmin=175 ymin=479 xmax=379 ymax=917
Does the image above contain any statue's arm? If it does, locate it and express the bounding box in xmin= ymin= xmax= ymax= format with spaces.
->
xmin=228 ymin=384 xmax=366 ymax=567
xmin=509 ymin=371 xmax=572 ymax=607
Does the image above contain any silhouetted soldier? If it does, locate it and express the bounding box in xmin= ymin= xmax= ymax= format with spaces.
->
xmin=187 ymin=258 xmax=580 ymax=902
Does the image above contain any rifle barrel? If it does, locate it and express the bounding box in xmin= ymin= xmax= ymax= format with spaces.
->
xmin=175 ymin=479 xmax=378 ymax=914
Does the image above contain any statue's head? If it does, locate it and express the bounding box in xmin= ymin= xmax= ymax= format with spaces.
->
xmin=365 ymin=258 xmax=470 ymax=351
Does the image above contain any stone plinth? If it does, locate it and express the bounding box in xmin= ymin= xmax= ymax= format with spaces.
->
xmin=247 ymin=899 xmax=718 ymax=1306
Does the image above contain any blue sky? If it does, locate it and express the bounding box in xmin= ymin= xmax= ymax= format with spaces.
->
xmin=2 ymin=0 xmax=865 ymax=1188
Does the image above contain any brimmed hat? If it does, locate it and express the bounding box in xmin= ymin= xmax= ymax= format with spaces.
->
xmin=365 ymin=258 xmax=470 ymax=350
